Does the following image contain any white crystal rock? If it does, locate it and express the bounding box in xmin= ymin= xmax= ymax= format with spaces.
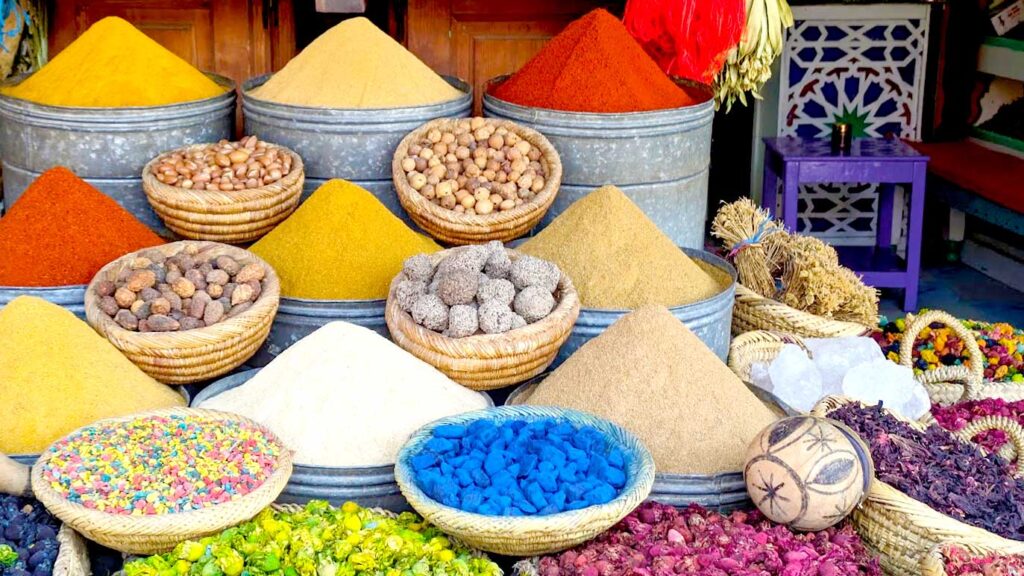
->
xmin=805 ymin=336 xmax=884 ymax=390
xmin=768 ymin=344 xmax=824 ymax=412
xmin=750 ymin=362 xmax=773 ymax=392
xmin=842 ymin=359 xmax=926 ymax=419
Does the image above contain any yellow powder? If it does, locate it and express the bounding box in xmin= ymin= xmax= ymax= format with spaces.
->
xmin=0 ymin=296 xmax=185 ymax=454
xmin=250 ymin=179 xmax=441 ymax=299
xmin=518 ymin=305 xmax=778 ymax=474
xmin=2 ymin=17 xmax=223 ymax=107
xmin=250 ymin=17 xmax=462 ymax=108
xmin=520 ymin=185 xmax=724 ymax=309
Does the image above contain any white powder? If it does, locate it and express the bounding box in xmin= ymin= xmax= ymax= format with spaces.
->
xmin=199 ymin=321 xmax=488 ymax=466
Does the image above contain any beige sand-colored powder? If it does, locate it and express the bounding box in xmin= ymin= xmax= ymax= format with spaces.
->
xmin=519 ymin=185 xmax=725 ymax=309
xmin=518 ymin=305 xmax=778 ymax=474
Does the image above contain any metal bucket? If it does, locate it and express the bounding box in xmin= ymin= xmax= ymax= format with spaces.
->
xmin=194 ymin=368 xmax=494 ymax=511
xmin=250 ymin=297 xmax=388 ymax=367
xmin=506 ymin=378 xmax=750 ymax=512
xmin=242 ymin=75 xmax=472 ymax=223
xmin=0 ymin=74 xmax=236 ymax=232
xmin=482 ymin=76 xmax=714 ymax=249
xmin=0 ymin=284 xmax=86 ymax=318
xmin=556 ymin=248 xmax=736 ymax=367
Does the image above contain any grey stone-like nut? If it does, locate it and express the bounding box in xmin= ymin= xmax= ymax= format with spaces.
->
xmin=402 ymin=254 xmax=435 ymax=282
xmin=436 ymin=270 xmax=479 ymax=306
xmin=411 ymin=293 xmax=449 ymax=331
xmin=445 ymin=304 xmax=479 ymax=338
xmin=477 ymin=278 xmax=515 ymax=307
xmin=478 ymin=300 xmax=514 ymax=334
xmin=483 ymin=241 xmax=512 ymax=279
xmin=513 ymin=285 xmax=556 ymax=323
xmin=395 ymin=280 xmax=427 ymax=312
xmin=510 ymin=255 xmax=560 ymax=292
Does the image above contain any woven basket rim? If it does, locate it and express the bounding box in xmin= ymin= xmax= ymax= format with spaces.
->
xmin=385 ymin=247 xmax=580 ymax=349
xmin=392 ymin=118 xmax=562 ymax=227
xmin=734 ymin=283 xmax=873 ymax=336
xmin=84 ymin=241 xmax=280 ymax=347
xmin=31 ymin=407 xmax=294 ymax=531
xmin=142 ymin=143 xmax=304 ymax=206
xmin=395 ymin=404 xmax=656 ymax=527
xmin=811 ymin=395 xmax=1024 ymax=549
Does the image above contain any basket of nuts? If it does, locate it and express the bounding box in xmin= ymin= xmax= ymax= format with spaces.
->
xmin=392 ymin=117 xmax=561 ymax=245
xmin=385 ymin=243 xmax=580 ymax=390
xmin=142 ymin=137 xmax=304 ymax=244
xmin=84 ymin=241 xmax=280 ymax=384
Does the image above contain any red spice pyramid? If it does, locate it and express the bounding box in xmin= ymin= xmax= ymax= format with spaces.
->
xmin=0 ymin=167 xmax=164 ymax=286
xmin=491 ymin=9 xmax=695 ymax=113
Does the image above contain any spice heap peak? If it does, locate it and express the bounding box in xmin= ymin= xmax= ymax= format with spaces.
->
xmin=251 ymin=17 xmax=463 ymax=108
xmin=2 ymin=17 xmax=223 ymax=107
xmin=491 ymin=9 xmax=695 ymax=113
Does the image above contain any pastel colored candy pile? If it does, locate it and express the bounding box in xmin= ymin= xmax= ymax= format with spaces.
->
xmin=410 ymin=418 xmax=627 ymax=516
xmin=40 ymin=414 xmax=282 ymax=515
xmin=875 ymin=316 xmax=1024 ymax=383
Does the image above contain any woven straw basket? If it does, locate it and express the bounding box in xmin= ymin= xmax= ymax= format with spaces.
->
xmin=54 ymin=525 xmax=89 ymax=576
xmin=899 ymin=310 xmax=1024 ymax=404
xmin=395 ymin=405 xmax=656 ymax=556
xmin=84 ymin=241 xmax=280 ymax=384
xmin=31 ymin=408 xmax=293 ymax=555
xmin=392 ymin=118 xmax=562 ymax=245
xmin=385 ymin=247 xmax=580 ymax=390
xmin=142 ymin=144 xmax=304 ymax=244
xmin=810 ymin=395 xmax=1024 ymax=576
xmin=920 ymin=541 xmax=1024 ymax=576
xmin=731 ymin=284 xmax=872 ymax=338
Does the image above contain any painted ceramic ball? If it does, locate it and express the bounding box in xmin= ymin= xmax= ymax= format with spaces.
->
xmin=744 ymin=415 xmax=874 ymax=531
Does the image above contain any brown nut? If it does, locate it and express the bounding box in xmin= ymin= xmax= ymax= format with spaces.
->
xmin=129 ymin=257 xmax=153 ymax=270
xmin=203 ymin=300 xmax=225 ymax=325
xmin=206 ymin=269 xmax=230 ymax=286
xmin=114 ymin=287 xmax=137 ymax=308
xmin=125 ymin=269 xmax=157 ymax=292
xmin=214 ymin=255 xmax=241 ymax=275
xmin=235 ymin=263 xmax=266 ymax=284
xmin=171 ymin=277 xmax=196 ymax=298
xmin=95 ymin=280 xmax=116 ymax=297
xmin=99 ymin=296 xmax=119 ymax=317
xmin=231 ymin=283 xmax=255 ymax=306
xmin=179 ymin=317 xmax=205 ymax=330
xmin=206 ymin=283 xmax=224 ymax=299
xmin=114 ymin=309 xmax=139 ymax=330
xmin=147 ymin=314 xmax=180 ymax=332
xmin=150 ymin=297 xmax=172 ymax=316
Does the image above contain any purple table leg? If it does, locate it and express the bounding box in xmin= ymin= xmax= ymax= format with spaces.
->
xmin=762 ymin=156 xmax=779 ymax=217
xmin=876 ymin=184 xmax=894 ymax=248
xmin=782 ymin=162 xmax=801 ymax=232
xmin=903 ymin=162 xmax=927 ymax=311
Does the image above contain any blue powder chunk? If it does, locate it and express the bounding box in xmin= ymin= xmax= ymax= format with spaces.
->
xmin=440 ymin=461 xmax=453 ymax=476
xmin=608 ymin=448 xmax=625 ymax=469
xmin=551 ymin=422 xmax=575 ymax=437
xmin=479 ymin=503 xmax=497 ymax=515
xmin=472 ymin=469 xmax=490 ymax=488
xmin=538 ymin=470 xmax=558 ymax=492
xmin=538 ymin=461 xmax=555 ymax=473
xmin=558 ymin=462 xmax=578 ymax=483
xmin=520 ymin=453 xmax=538 ymax=477
xmin=526 ymin=483 xmax=548 ymax=509
xmin=411 ymin=452 xmax=438 ymax=471
xmin=589 ymin=455 xmax=609 ymax=479
xmin=518 ymin=499 xmax=538 ymax=514
xmin=434 ymin=424 xmax=468 ymax=439
xmin=426 ymin=437 xmax=456 ymax=453
xmin=549 ymin=490 xmax=567 ymax=510
xmin=484 ymin=451 xmax=506 ymax=475
xmin=491 ymin=470 xmax=514 ymax=491
xmin=455 ymin=468 xmax=473 ymax=487
xmin=462 ymin=489 xmax=484 ymax=512
xmin=604 ymin=466 xmax=626 ymax=488
xmin=567 ymin=500 xmax=589 ymax=511
xmin=587 ymin=481 xmax=617 ymax=505
xmin=566 ymin=482 xmax=588 ymax=501
xmin=540 ymin=445 xmax=567 ymax=468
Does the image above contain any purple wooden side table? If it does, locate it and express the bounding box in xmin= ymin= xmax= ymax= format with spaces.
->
xmin=761 ymin=137 xmax=929 ymax=311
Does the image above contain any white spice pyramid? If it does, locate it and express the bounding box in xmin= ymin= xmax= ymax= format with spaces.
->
xmin=519 ymin=305 xmax=778 ymax=474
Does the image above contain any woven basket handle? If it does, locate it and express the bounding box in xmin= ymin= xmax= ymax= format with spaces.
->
xmin=0 ymin=452 xmax=31 ymax=497
xmin=899 ymin=310 xmax=985 ymax=402
xmin=958 ymin=416 xmax=1024 ymax=477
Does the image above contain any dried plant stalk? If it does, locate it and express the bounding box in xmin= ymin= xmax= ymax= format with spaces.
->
xmin=711 ymin=199 xmax=782 ymax=298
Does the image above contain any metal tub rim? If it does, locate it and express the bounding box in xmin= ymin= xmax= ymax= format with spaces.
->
xmin=0 ymin=73 xmax=237 ymax=126
xmin=242 ymin=74 xmax=472 ymax=121
xmin=0 ymin=283 xmax=88 ymax=294
xmin=274 ymin=296 xmax=388 ymax=319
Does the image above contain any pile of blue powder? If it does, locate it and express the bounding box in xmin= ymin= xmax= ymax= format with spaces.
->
xmin=409 ymin=417 xmax=628 ymax=516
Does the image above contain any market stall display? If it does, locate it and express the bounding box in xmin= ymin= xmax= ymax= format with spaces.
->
xmin=197 ymin=321 xmax=490 ymax=469
xmin=386 ymin=245 xmax=580 ymax=389
xmin=515 ymin=502 xmax=880 ymax=576
xmin=0 ymin=495 xmax=90 ymax=576
xmin=142 ymin=137 xmax=304 ymax=244
xmin=518 ymin=185 xmax=735 ymax=362
xmin=0 ymin=168 xmax=164 ymax=317
xmin=483 ymin=10 xmax=714 ymax=248
xmin=0 ymin=296 xmax=185 ymax=456
xmin=30 ymin=408 xmax=292 ymax=554
xmin=85 ymin=241 xmax=280 ymax=384
xmin=123 ymin=501 xmax=501 ymax=576
xmin=920 ymin=542 xmax=1024 ymax=576
xmin=242 ymin=17 xmax=470 ymax=217
xmin=811 ymin=396 xmax=1024 ymax=575
xmin=396 ymin=405 xmax=655 ymax=556
xmin=744 ymin=416 xmax=873 ymax=531
xmin=0 ymin=18 xmax=235 ymax=232
xmin=247 ymin=179 xmax=440 ymax=363
xmin=392 ymin=117 xmax=561 ymax=244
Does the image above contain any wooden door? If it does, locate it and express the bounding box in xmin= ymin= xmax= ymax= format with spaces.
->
xmin=51 ymin=0 xmax=295 ymax=99
xmin=406 ymin=0 xmax=622 ymax=113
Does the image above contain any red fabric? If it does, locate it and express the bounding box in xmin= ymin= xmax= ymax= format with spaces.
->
xmin=909 ymin=140 xmax=1024 ymax=213
xmin=623 ymin=0 xmax=745 ymax=83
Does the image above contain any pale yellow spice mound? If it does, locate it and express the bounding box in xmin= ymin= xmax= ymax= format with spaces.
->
xmin=251 ymin=17 xmax=462 ymax=108
xmin=520 ymin=185 xmax=724 ymax=309
xmin=250 ymin=179 xmax=441 ymax=300
xmin=2 ymin=17 xmax=223 ymax=107
xmin=0 ymin=296 xmax=185 ymax=454
xmin=518 ymin=305 xmax=778 ymax=474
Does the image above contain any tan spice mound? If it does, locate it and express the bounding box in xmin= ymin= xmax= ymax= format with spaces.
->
xmin=519 ymin=185 xmax=724 ymax=309
xmin=517 ymin=305 xmax=778 ymax=474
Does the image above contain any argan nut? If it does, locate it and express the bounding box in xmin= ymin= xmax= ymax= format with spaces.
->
xmin=161 ymin=291 xmax=183 ymax=311
xmin=245 ymin=280 xmax=262 ymax=300
xmin=179 ymin=317 xmax=205 ymax=331
xmin=189 ymin=291 xmax=212 ymax=319
xmin=139 ymin=287 xmax=160 ymax=303
xmin=129 ymin=257 xmax=153 ymax=270
xmin=150 ymin=297 xmax=172 ymax=316
xmin=206 ymin=269 xmax=230 ymax=286
xmin=215 ymin=255 xmax=241 ymax=275
xmin=185 ymin=269 xmax=207 ymax=291
xmin=99 ymin=296 xmax=119 ymax=316
xmin=114 ymin=309 xmax=139 ymax=330
xmin=137 ymin=320 xmax=149 ymax=332
xmin=165 ymin=269 xmax=183 ymax=285
xmin=95 ymin=280 xmax=116 ymax=297
xmin=203 ymin=300 xmax=225 ymax=325
xmin=235 ymin=263 xmax=265 ymax=284
xmin=206 ymin=283 xmax=224 ymax=299
xmin=130 ymin=300 xmax=146 ymax=315
xmin=114 ymin=287 xmax=136 ymax=308
xmin=147 ymin=314 xmax=180 ymax=332
xmin=171 ymin=277 xmax=196 ymax=298
xmin=134 ymin=302 xmax=152 ymax=320
xmin=231 ymin=283 xmax=255 ymax=306
xmin=126 ymin=269 xmax=157 ymax=292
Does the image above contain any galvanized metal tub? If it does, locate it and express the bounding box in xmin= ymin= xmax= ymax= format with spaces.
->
xmin=250 ymin=297 xmax=388 ymax=367
xmin=505 ymin=379 xmax=750 ymax=512
xmin=193 ymin=368 xmax=494 ymax=511
xmin=558 ymin=248 xmax=736 ymax=367
xmin=0 ymin=284 xmax=86 ymax=318
xmin=0 ymin=74 xmax=236 ymax=231
xmin=241 ymin=75 xmax=472 ymax=222
xmin=482 ymin=76 xmax=714 ymax=248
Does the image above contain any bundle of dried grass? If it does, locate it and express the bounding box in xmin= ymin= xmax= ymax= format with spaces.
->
xmin=710 ymin=199 xmax=785 ymax=298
